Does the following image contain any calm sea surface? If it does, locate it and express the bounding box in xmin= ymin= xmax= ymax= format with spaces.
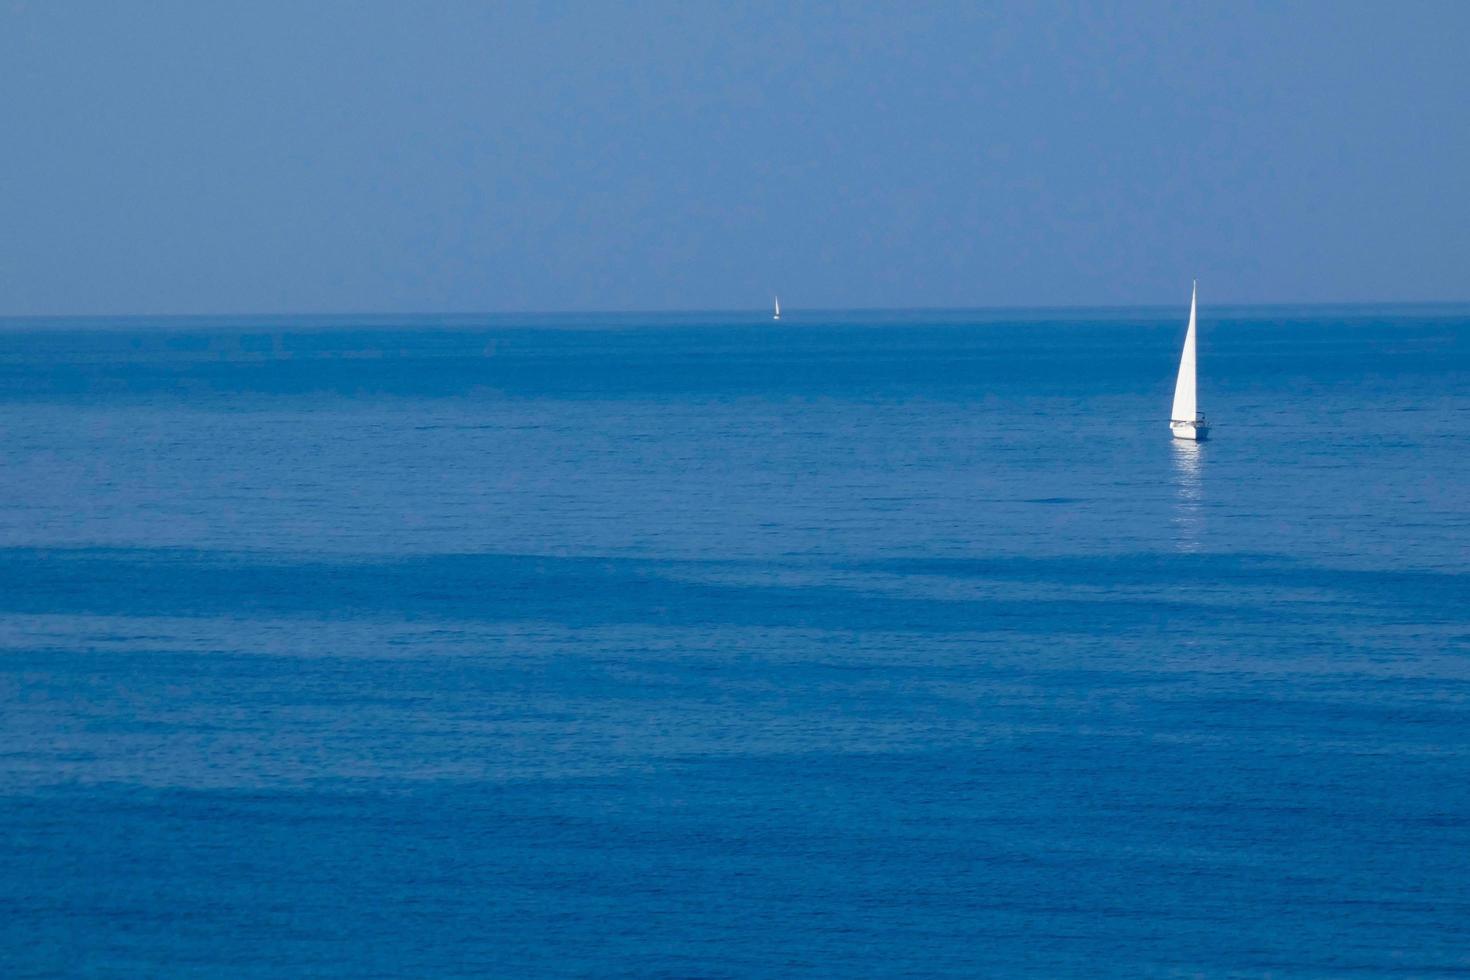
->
xmin=1 ymin=307 xmax=1467 ymax=977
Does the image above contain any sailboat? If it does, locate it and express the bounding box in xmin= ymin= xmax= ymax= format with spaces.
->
xmin=1170 ymin=281 xmax=1209 ymax=441
xmin=773 ymin=296 xmax=781 ymax=321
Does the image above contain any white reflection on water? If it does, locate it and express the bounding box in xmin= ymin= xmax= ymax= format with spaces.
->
xmin=1170 ymin=440 xmax=1204 ymax=551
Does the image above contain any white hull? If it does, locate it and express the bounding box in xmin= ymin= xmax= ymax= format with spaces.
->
xmin=1171 ymin=420 xmax=1209 ymax=441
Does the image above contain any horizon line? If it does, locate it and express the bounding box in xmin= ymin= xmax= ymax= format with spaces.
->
xmin=2 ymin=299 xmax=1469 ymax=323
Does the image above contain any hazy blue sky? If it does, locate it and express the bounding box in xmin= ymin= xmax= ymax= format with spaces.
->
xmin=1 ymin=1 xmax=1466 ymax=314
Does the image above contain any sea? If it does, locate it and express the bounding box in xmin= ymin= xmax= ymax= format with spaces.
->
xmin=0 ymin=306 xmax=1466 ymax=977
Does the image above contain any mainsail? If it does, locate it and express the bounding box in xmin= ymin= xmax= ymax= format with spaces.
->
xmin=1171 ymin=282 xmax=1198 ymax=422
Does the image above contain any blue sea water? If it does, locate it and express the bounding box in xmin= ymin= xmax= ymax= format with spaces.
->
xmin=0 ymin=307 xmax=1467 ymax=977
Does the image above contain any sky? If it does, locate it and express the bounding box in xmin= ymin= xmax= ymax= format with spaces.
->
xmin=1 ymin=0 xmax=1466 ymax=315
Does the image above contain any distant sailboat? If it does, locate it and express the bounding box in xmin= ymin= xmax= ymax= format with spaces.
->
xmin=1170 ymin=281 xmax=1209 ymax=441
xmin=773 ymin=296 xmax=781 ymax=321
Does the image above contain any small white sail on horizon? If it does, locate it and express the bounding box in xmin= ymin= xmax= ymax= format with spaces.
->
xmin=773 ymin=296 xmax=781 ymax=320
xmin=1170 ymin=281 xmax=1209 ymax=441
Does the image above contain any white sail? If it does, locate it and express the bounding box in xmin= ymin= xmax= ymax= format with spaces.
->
xmin=1171 ymin=281 xmax=1198 ymax=422
xmin=773 ymin=296 xmax=781 ymax=320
